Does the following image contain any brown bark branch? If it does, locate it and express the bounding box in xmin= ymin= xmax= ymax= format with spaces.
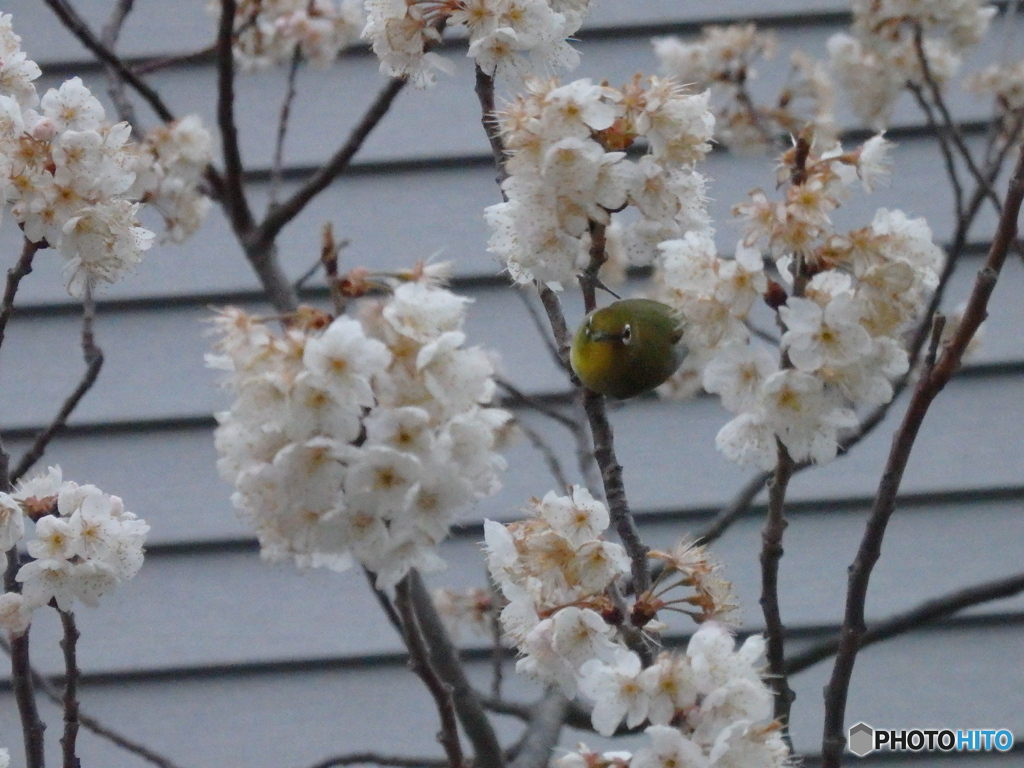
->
xmin=0 ymin=239 xmax=40 ymax=354
xmin=40 ymin=0 xmax=227 ymax=202
xmin=693 ymin=470 xmax=772 ymax=546
xmin=1 ymin=237 xmax=45 ymax=767
xmin=58 ymin=609 xmax=80 ymax=768
xmin=43 ymin=0 xmax=174 ymax=122
xmin=12 ymin=289 xmax=104 ymax=484
xmin=408 ymin=572 xmax=505 ymax=768
xmin=761 ymin=441 xmax=795 ymax=734
xmin=473 ymin=67 xmax=510 ymax=190
xmin=395 ymin=577 xmax=465 ymax=768
xmin=913 ymin=25 xmax=1001 ymax=215
xmin=255 ymin=77 xmax=407 ymax=247
xmin=787 ymin=570 xmax=1024 ymax=675
xmin=4 ymin=553 xmax=46 ymax=768
xmin=100 ymin=0 xmax=139 ymax=127
xmin=0 ymin=635 xmax=185 ymax=768
xmin=308 ymin=754 xmax=448 ymax=768
xmin=908 ymin=83 xmax=964 ymax=218
xmin=215 ymin=0 xmax=256 ymax=237
xmin=820 ymin=144 xmax=1024 ymax=768
xmin=268 ymin=47 xmax=304 ymax=211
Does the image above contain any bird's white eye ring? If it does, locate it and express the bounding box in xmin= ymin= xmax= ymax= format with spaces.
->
xmin=622 ymin=324 xmax=632 ymax=344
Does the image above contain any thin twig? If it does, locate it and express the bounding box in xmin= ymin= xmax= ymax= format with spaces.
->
xmin=788 ymin=570 xmax=1024 ymax=675
xmin=515 ymin=420 xmax=570 ymax=490
xmin=0 ymin=239 xmax=40 ymax=353
xmin=269 ymin=46 xmax=304 ymax=211
xmin=4 ymin=555 xmax=45 ymax=768
xmin=908 ymin=83 xmax=964 ymax=219
xmin=308 ymin=754 xmax=448 ymax=768
xmin=473 ymin=67 xmax=510 ymax=190
xmin=693 ymin=470 xmax=771 ymax=545
xmin=12 ymin=288 xmax=104 ymax=484
xmin=820 ymin=144 xmax=1024 ymax=768
xmin=43 ymin=0 xmax=173 ymax=121
xmin=913 ymin=25 xmax=1001 ymax=215
xmin=100 ymin=0 xmax=139 ymax=127
xmin=41 ymin=0 xmax=227 ymax=202
xmin=693 ymin=153 xmax=1002 ymax=548
xmin=215 ymin=0 xmax=256 ymax=237
xmin=133 ymin=46 xmax=217 ymax=74
xmin=514 ymin=290 xmax=563 ymax=372
xmin=408 ymin=572 xmax=505 ymax=768
xmin=293 ymin=259 xmax=324 ymax=291
xmin=487 ymin=580 xmax=504 ymax=700
xmin=255 ymin=77 xmax=407 ymax=248
xmin=0 ymin=635 xmax=184 ymax=768
xmin=395 ymin=577 xmax=465 ymax=768
xmin=496 ymin=379 xmax=577 ymax=431
xmin=58 ymin=608 xmax=80 ymax=768
xmin=535 ymin=285 xmax=572 ymax=370
xmin=1 ymin=238 xmax=46 ymax=767
xmin=761 ymin=441 xmax=795 ymax=741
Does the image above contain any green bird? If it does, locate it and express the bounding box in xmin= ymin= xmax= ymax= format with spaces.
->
xmin=570 ymin=298 xmax=687 ymax=399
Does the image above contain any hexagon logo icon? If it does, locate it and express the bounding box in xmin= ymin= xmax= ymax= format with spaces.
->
xmin=848 ymin=722 xmax=875 ymax=757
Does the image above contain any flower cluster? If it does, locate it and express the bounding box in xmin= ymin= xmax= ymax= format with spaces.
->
xmin=0 ymin=466 xmax=149 ymax=636
xmin=212 ymin=0 xmax=365 ymax=69
xmin=363 ymin=0 xmax=589 ymax=87
xmin=654 ymin=135 xmax=945 ymax=469
xmin=486 ymin=76 xmax=714 ymax=287
xmin=0 ymin=14 xmax=212 ymax=295
xmin=655 ymin=24 xmax=837 ymax=154
xmin=131 ymin=116 xmax=214 ymax=243
xmin=485 ymin=487 xmax=782 ymax=763
xmin=966 ymin=59 xmax=1024 ymax=144
xmin=210 ymin=271 xmax=511 ymax=590
xmin=828 ymin=0 xmax=996 ymax=128
xmin=433 ymin=585 xmax=493 ymax=640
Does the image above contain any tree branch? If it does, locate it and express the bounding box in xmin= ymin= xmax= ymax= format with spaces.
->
xmin=908 ymin=83 xmax=964 ymax=219
xmin=507 ymin=692 xmax=568 ymax=768
xmin=820 ymin=144 xmax=1024 ymax=768
xmin=268 ymin=47 xmax=303 ymax=211
xmin=408 ymin=571 xmax=505 ymax=768
xmin=41 ymin=0 xmax=227 ymax=202
xmin=0 ymin=635 xmax=185 ymax=768
xmin=308 ymin=755 xmax=448 ymax=768
xmin=693 ymin=470 xmax=771 ymax=546
xmin=12 ymin=288 xmax=104 ymax=484
xmin=0 ymin=239 xmax=40 ymax=354
xmin=4 ymin=552 xmax=45 ymax=768
xmin=913 ymin=25 xmax=1001 ymax=214
xmin=761 ymin=441 xmax=795 ymax=734
xmin=43 ymin=0 xmax=173 ymax=121
xmin=100 ymin=0 xmax=139 ymax=127
xmin=255 ymin=77 xmax=407 ymax=247
xmin=215 ymin=0 xmax=256 ymax=237
xmin=0 ymin=238 xmax=45 ymax=768
xmin=395 ymin=577 xmax=465 ymax=768
xmin=515 ymin=420 xmax=570 ymax=490
xmin=58 ymin=608 xmax=81 ymax=768
xmin=788 ymin=571 xmax=1024 ymax=675
xmin=474 ymin=67 xmax=510 ymax=190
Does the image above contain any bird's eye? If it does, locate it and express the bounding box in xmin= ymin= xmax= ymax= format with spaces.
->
xmin=621 ymin=324 xmax=632 ymax=344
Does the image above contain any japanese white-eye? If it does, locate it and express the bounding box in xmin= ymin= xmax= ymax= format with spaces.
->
xmin=570 ymin=298 xmax=686 ymax=399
